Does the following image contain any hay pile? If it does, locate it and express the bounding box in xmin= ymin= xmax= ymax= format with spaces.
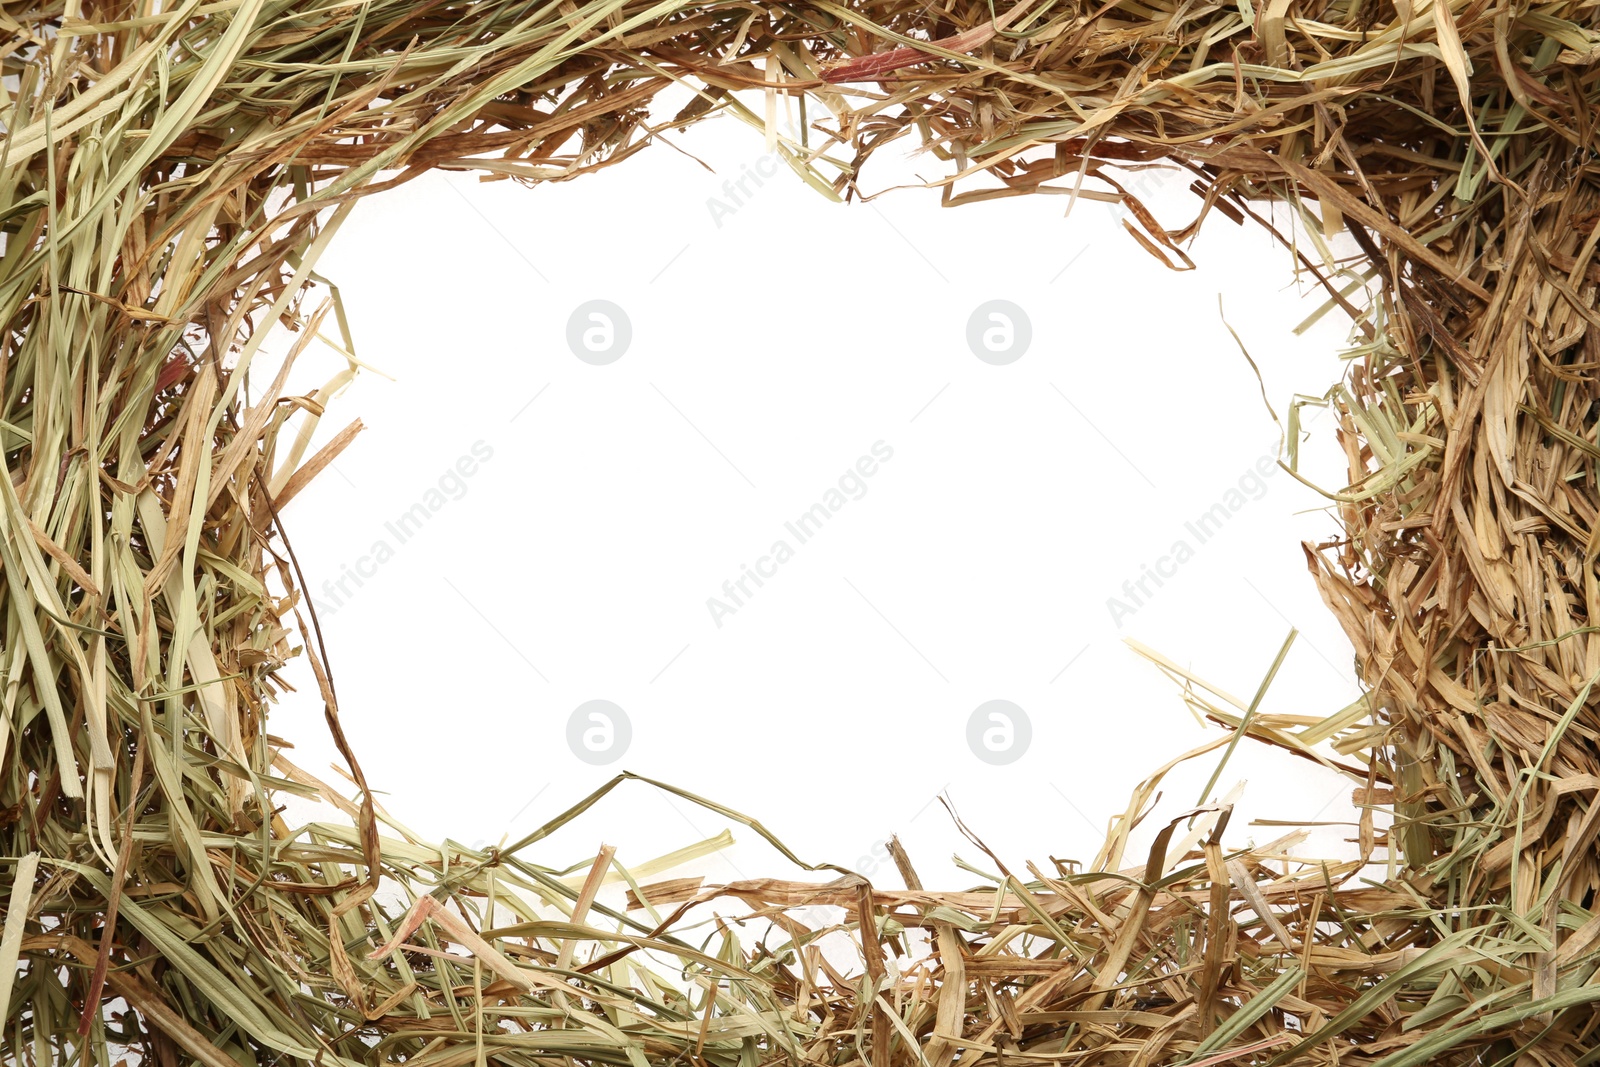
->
xmin=2 ymin=0 xmax=1599 ymax=1064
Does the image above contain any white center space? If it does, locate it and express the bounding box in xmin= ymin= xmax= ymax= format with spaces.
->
xmin=266 ymin=89 xmax=1370 ymax=889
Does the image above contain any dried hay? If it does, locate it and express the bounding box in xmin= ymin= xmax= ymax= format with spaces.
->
xmin=2 ymin=0 xmax=1599 ymax=1064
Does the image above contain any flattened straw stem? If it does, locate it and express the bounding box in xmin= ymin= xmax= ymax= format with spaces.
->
xmin=1194 ymin=629 xmax=1297 ymax=812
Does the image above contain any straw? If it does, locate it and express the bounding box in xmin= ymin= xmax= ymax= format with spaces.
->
xmin=3 ymin=0 xmax=1599 ymax=1064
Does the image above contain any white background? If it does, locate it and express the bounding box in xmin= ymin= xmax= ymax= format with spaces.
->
xmin=264 ymin=86 xmax=1372 ymax=893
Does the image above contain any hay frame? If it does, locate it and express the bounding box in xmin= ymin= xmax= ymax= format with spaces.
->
xmin=3 ymin=0 xmax=1600 ymax=1064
